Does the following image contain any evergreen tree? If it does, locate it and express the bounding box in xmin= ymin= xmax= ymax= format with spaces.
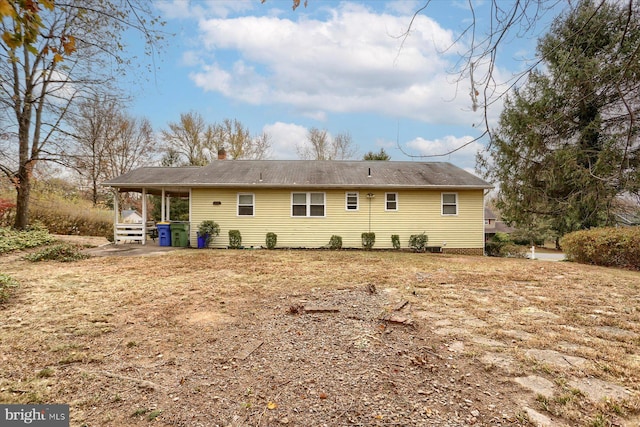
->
xmin=479 ymin=0 xmax=640 ymax=245
xmin=363 ymin=148 xmax=391 ymax=161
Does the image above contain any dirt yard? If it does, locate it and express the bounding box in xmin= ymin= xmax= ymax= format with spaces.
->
xmin=1 ymin=244 xmax=639 ymax=426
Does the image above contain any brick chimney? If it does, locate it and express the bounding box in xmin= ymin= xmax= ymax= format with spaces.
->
xmin=218 ymin=148 xmax=226 ymax=160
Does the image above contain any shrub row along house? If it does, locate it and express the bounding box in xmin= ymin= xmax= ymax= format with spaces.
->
xmin=103 ymin=160 xmax=493 ymax=254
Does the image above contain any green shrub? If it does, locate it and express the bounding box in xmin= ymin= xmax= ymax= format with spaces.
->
xmin=391 ymin=234 xmax=401 ymax=250
xmin=198 ymin=220 xmax=220 ymax=246
xmin=511 ymin=231 xmax=545 ymax=246
xmin=228 ymin=230 xmax=242 ymax=249
xmin=24 ymin=244 xmax=90 ymax=262
xmin=329 ymin=235 xmax=342 ymax=250
xmin=408 ymin=233 xmax=428 ymax=252
xmin=561 ymin=226 xmax=640 ymax=270
xmin=0 ymin=273 xmax=19 ymax=303
xmin=485 ymin=232 xmax=526 ymax=258
xmin=361 ymin=232 xmax=375 ymax=250
xmin=265 ymin=232 xmax=277 ymax=249
xmin=0 ymin=226 xmax=56 ymax=254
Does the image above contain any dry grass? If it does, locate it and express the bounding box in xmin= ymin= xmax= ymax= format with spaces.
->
xmin=0 ymin=249 xmax=639 ymax=426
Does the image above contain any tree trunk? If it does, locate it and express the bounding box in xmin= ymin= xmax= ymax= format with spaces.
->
xmin=13 ymin=166 xmax=32 ymax=230
xmin=92 ymin=179 xmax=99 ymax=206
xmin=14 ymin=102 xmax=34 ymax=230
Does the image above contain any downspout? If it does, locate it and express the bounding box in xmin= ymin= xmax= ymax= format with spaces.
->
xmin=366 ymin=192 xmax=375 ymax=233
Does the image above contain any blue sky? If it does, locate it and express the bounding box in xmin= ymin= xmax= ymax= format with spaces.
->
xmin=127 ymin=0 xmax=551 ymax=171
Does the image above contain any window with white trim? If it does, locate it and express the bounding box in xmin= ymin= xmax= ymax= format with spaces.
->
xmin=292 ymin=192 xmax=325 ymax=217
xmin=442 ymin=193 xmax=458 ymax=215
xmin=385 ymin=192 xmax=398 ymax=211
xmin=237 ymin=193 xmax=254 ymax=216
xmin=345 ymin=192 xmax=359 ymax=211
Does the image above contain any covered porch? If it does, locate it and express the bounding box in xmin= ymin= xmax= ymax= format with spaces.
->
xmin=111 ymin=186 xmax=191 ymax=245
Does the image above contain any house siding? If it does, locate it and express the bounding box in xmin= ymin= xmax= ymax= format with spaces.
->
xmin=190 ymin=188 xmax=485 ymax=250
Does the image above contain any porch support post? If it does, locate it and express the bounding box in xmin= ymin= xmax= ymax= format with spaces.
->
xmin=141 ymin=188 xmax=147 ymax=245
xmin=113 ymin=190 xmax=119 ymax=244
xmin=161 ymin=188 xmax=166 ymax=221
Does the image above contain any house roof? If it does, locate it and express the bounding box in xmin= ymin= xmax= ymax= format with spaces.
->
xmin=484 ymin=207 xmax=496 ymax=220
xmin=103 ymin=160 xmax=493 ymax=193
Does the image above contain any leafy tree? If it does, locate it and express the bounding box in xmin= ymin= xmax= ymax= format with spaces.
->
xmin=363 ymin=148 xmax=391 ymax=161
xmin=161 ymin=114 xmax=271 ymax=165
xmin=479 ymin=0 xmax=640 ymax=246
xmin=0 ymin=0 xmax=163 ymax=229
xmin=215 ymin=118 xmax=271 ymax=160
xmin=161 ymin=112 xmax=217 ymax=166
xmin=296 ymin=127 xmax=357 ymax=160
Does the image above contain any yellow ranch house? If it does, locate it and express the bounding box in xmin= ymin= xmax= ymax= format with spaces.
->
xmin=103 ymin=160 xmax=493 ymax=254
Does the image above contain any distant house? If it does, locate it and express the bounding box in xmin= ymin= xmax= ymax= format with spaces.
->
xmin=121 ymin=209 xmax=143 ymax=224
xmin=484 ymin=207 xmax=515 ymax=241
xmin=103 ymin=160 xmax=493 ymax=254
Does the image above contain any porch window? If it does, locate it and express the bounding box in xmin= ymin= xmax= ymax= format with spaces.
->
xmin=345 ymin=192 xmax=359 ymax=211
xmin=385 ymin=192 xmax=398 ymax=211
xmin=238 ymin=193 xmax=254 ymax=216
xmin=292 ymin=192 xmax=325 ymax=217
xmin=442 ymin=193 xmax=458 ymax=215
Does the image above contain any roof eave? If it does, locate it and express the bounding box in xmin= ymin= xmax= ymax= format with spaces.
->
xmin=104 ymin=182 xmax=493 ymax=190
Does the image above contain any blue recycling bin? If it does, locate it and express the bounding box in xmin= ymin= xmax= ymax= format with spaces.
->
xmin=197 ymin=234 xmax=208 ymax=249
xmin=157 ymin=223 xmax=171 ymax=246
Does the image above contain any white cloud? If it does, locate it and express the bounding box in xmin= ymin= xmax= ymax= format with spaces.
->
xmin=405 ymin=135 xmax=485 ymax=171
xmin=262 ymin=122 xmax=308 ymax=159
xmin=156 ymin=0 xmax=253 ymax=20
xmin=155 ymin=0 xmax=192 ymax=20
xmin=384 ymin=1 xmax=422 ymax=15
xmin=187 ymin=3 xmax=485 ymax=126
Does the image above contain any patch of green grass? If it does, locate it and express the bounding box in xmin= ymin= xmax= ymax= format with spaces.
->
xmin=24 ymin=243 xmax=89 ymax=262
xmin=130 ymin=407 xmax=161 ymax=421
xmin=147 ymin=409 xmax=162 ymax=421
xmin=58 ymin=351 xmax=85 ymax=365
xmin=0 ymin=273 xmax=19 ymax=303
xmin=36 ymin=368 xmax=54 ymax=378
xmin=131 ymin=408 xmax=148 ymax=417
xmin=590 ymin=413 xmax=608 ymax=427
xmin=554 ymin=393 xmax=573 ymax=405
xmin=0 ymin=226 xmax=56 ymax=254
xmin=514 ymin=411 xmax=530 ymax=424
xmin=536 ymin=394 xmax=550 ymax=412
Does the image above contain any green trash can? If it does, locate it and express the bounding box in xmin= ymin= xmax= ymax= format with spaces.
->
xmin=170 ymin=222 xmax=190 ymax=247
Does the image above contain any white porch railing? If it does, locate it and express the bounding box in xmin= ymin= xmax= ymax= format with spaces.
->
xmin=115 ymin=223 xmax=144 ymax=244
